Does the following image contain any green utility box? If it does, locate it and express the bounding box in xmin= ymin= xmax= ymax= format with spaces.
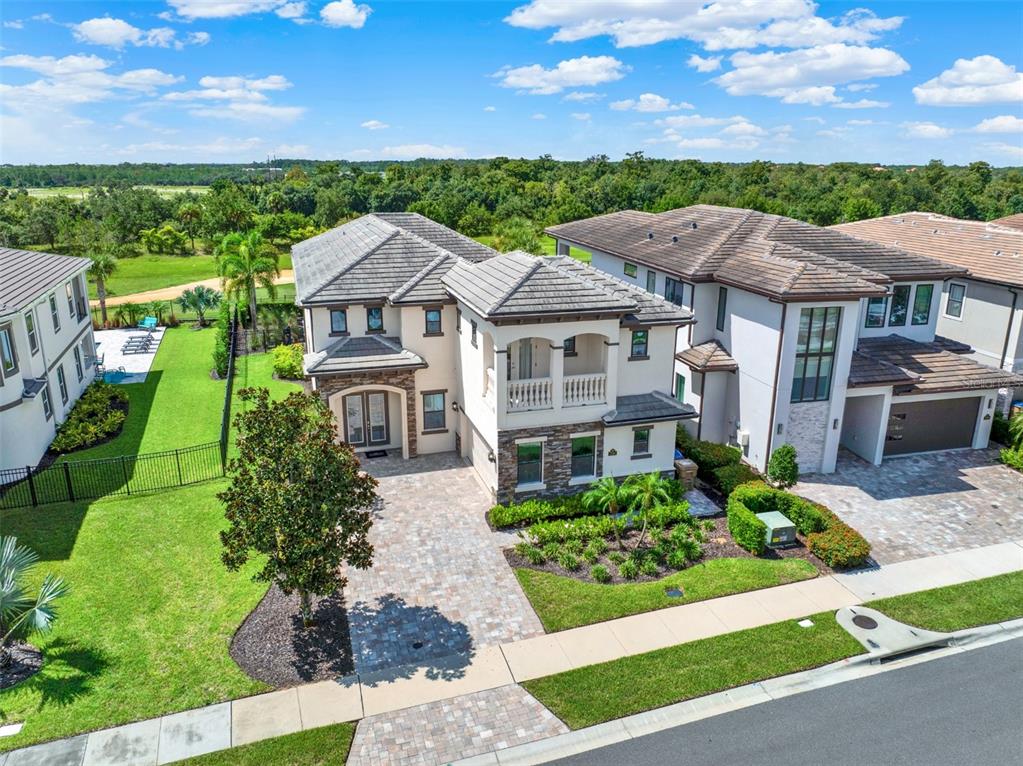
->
xmin=755 ymin=511 xmax=797 ymax=548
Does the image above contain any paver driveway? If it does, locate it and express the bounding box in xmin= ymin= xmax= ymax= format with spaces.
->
xmin=346 ymin=452 xmax=544 ymax=675
xmin=794 ymin=448 xmax=1023 ymax=565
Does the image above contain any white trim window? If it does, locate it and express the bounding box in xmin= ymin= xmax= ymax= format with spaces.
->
xmin=57 ymin=364 xmax=69 ymax=404
xmin=49 ymin=294 xmax=61 ymax=332
xmin=25 ymin=310 xmax=39 ymax=355
xmin=945 ymin=283 xmax=966 ymax=319
xmin=41 ymin=384 xmax=53 ymax=420
xmin=516 ymin=441 xmax=543 ymax=486
xmin=1 ymin=325 xmax=18 ymax=376
xmin=570 ymin=435 xmax=596 ymax=478
xmin=74 ymin=346 xmax=84 ymax=381
xmin=65 ymin=282 xmax=76 ymax=320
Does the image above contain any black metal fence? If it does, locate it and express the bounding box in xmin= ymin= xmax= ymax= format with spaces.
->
xmin=1 ymin=309 xmax=240 ymax=510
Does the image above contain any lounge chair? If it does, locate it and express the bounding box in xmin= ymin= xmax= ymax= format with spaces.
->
xmin=137 ymin=316 xmax=158 ymax=331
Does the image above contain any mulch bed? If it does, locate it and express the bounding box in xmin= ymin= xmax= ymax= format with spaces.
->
xmin=506 ymin=512 xmax=832 ymax=585
xmin=0 ymin=643 xmax=43 ymax=690
xmin=230 ymin=584 xmax=355 ymax=688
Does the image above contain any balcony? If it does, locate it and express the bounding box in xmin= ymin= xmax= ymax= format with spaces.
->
xmin=563 ymin=373 xmax=607 ymax=407
xmin=507 ymin=373 xmax=607 ymax=412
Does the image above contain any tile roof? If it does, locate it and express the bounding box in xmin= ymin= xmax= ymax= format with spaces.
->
xmin=303 ymin=335 xmax=427 ymax=375
xmin=834 ymin=212 xmax=1023 ymax=289
xmin=850 ymin=335 xmax=1023 ymax=394
xmin=676 ymin=340 xmax=738 ymax=372
xmin=442 ymin=251 xmax=639 ymax=320
xmin=291 ymin=213 xmax=498 ymax=305
xmin=547 ymin=204 xmax=963 ymax=301
xmin=0 ymin=247 xmax=90 ymax=314
xmin=602 ymin=391 xmax=696 ymax=425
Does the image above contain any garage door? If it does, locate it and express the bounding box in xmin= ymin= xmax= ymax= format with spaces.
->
xmin=884 ymin=397 xmax=980 ymax=456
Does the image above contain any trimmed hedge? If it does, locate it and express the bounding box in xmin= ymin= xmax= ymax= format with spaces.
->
xmin=726 ymin=481 xmax=870 ymax=568
xmin=488 ymin=494 xmax=588 ymax=528
xmin=212 ymin=302 xmax=231 ymax=377
xmin=712 ymin=463 xmax=761 ymax=496
xmin=677 ymin=426 xmax=752 ymax=492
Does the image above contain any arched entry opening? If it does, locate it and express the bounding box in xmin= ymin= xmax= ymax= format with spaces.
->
xmin=328 ymin=384 xmax=410 ymax=459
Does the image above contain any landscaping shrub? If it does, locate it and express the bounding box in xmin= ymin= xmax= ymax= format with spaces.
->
xmin=729 ymin=482 xmax=826 ymax=535
xmin=558 ymin=552 xmax=581 ymax=571
xmin=712 ymin=462 xmax=761 ymax=496
xmin=590 ymin=564 xmax=611 ymax=583
xmin=212 ymin=302 xmax=231 ymax=377
xmin=666 ymin=550 xmax=688 ymax=570
xmin=271 ymin=343 xmax=305 ymax=379
xmin=525 ymin=514 xmax=625 ymax=547
xmin=726 ymin=493 xmax=767 ymax=555
xmin=542 ymin=542 xmax=562 ymax=561
xmin=807 ymin=523 xmax=871 ymax=568
xmin=608 ymin=551 xmax=626 ymax=565
xmin=688 ymin=441 xmax=742 ymax=480
xmin=768 ymin=444 xmax=799 ymax=487
xmin=50 ymin=383 xmax=129 ymax=453
xmin=515 ymin=542 xmax=546 ymax=565
xmin=618 ymin=559 xmax=638 ymax=580
xmin=488 ymin=493 xmax=588 ymax=528
xmin=639 ymin=558 xmax=660 ymax=577
xmin=999 ymin=447 xmax=1023 ymax=472
xmin=991 ymin=411 xmax=1010 ymax=446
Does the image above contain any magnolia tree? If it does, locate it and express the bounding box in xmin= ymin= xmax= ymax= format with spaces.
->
xmin=219 ymin=388 xmax=378 ymax=627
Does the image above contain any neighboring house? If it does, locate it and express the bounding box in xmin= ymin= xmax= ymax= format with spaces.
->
xmin=291 ymin=212 xmax=695 ymax=502
xmin=0 ymin=248 xmax=98 ymax=472
xmin=547 ymin=205 xmax=1023 ymax=475
xmin=835 ymin=212 xmax=1023 ymax=412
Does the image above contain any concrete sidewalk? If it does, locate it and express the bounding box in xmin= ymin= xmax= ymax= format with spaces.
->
xmin=4 ymin=541 xmax=1021 ymax=766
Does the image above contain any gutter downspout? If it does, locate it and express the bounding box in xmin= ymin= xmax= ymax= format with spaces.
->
xmin=765 ymin=300 xmax=788 ymax=464
xmin=696 ymin=372 xmax=705 ymax=441
xmin=999 ymin=287 xmax=1019 ymax=372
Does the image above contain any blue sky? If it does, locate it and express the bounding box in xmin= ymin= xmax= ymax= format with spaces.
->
xmin=1 ymin=0 xmax=1021 ymax=165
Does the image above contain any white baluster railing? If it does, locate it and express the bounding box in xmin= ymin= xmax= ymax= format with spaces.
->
xmin=563 ymin=373 xmax=607 ymax=407
xmin=507 ymin=377 xmax=553 ymax=412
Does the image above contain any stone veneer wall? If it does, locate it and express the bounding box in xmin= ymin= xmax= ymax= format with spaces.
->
xmin=496 ymin=421 xmax=605 ymax=504
xmin=314 ymin=369 xmax=419 ymax=457
xmin=785 ymin=399 xmax=830 ymax=474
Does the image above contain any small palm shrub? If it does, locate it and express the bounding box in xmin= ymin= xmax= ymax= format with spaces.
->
xmin=590 ymin=564 xmax=611 ymax=583
xmin=768 ymin=444 xmax=799 ymax=487
xmin=50 ymin=382 xmax=128 ymax=453
xmin=1 ymin=537 xmax=69 ymax=668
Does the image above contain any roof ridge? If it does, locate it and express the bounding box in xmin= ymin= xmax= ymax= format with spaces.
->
xmin=546 ymin=255 xmax=641 ymax=310
xmin=389 ymin=252 xmax=452 ymax=302
xmin=489 ymin=254 xmax=545 ymax=313
xmin=376 ymin=335 xmax=403 ymax=353
xmin=694 ymin=208 xmax=758 ymax=276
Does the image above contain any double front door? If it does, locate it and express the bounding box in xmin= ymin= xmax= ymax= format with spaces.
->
xmin=343 ymin=391 xmax=389 ymax=447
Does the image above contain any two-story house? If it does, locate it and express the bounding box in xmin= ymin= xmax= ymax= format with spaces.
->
xmin=1 ymin=248 xmax=98 ymax=471
xmin=835 ymin=212 xmax=1023 ymax=413
xmin=291 ymin=212 xmax=695 ymax=502
xmin=548 ymin=205 xmax=1023 ymax=475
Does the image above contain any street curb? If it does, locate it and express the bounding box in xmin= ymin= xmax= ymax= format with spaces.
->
xmin=449 ymin=619 xmax=1023 ymax=766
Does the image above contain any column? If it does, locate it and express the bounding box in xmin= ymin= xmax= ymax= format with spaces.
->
xmin=551 ymin=342 xmax=564 ymax=411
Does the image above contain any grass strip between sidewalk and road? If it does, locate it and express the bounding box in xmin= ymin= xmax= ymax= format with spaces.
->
xmin=515 ymin=557 xmax=819 ymax=633
xmin=524 ymin=571 xmax=1023 ymax=730
xmin=175 ymin=723 xmax=356 ymax=766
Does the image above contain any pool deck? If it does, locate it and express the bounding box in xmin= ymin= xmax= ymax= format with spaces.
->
xmin=94 ymin=327 xmax=165 ymax=384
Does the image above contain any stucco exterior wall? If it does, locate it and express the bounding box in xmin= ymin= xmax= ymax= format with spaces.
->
xmin=307 ymin=302 xmax=403 ymax=354
xmin=602 ymin=420 xmax=676 ymax=479
xmin=401 ymin=305 xmax=459 ymax=455
xmin=937 ymin=278 xmax=1021 ymax=372
xmin=840 ymin=390 xmax=890 ymax=465
xmin=856 ymin=281 xmax=940 ymax=343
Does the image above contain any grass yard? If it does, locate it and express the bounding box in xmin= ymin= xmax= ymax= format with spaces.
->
xmin=177 ymin=723 xmax=356 ymax=766
xmin=516 ymin=558 xmax=819 ymax=632
xmin=474 ymin=234 xmax=590 ymax=262
xmin=524 ymin=573 xmax=1023 ymax=730
xmin=0 ymin=482 xmax=269 ymax=752
xmin=25 ymin=186 xmax=209 ymax=199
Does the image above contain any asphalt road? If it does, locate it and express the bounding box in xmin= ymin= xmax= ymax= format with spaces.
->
xmin=551 ymin=638 xmax=1023 ymax=766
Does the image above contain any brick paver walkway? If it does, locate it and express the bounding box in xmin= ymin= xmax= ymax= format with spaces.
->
xmin=795 ymin=448 xmax=1023 ymax=564
xmin=348 ymin=453 xmax=544 ymax=675
xmin=347 ymin=684 xmax=568 ymax=766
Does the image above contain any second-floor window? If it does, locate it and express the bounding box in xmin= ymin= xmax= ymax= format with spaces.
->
xmin=624 ymin=262 xmax=638 ymax=278
xmin=792 ymin=306 xmax=841 ymax=403
xmin=25 ymin=311 xmax=38 ymax=354
xmin=716 ymin=287 xmax=728 ymax=331
xmin=564 ymin=336 xmax=576 ymax=356
xmin=0 ymin=325 xmax=17 ymax=376
xmin=888 ymin=285 xmax=910 ymax=326
xmin=630 ymin=329 xmax=649 ymax=358
xmin=41 ymin=384 xmax=53 ymax=420
xmin=57 ymin=365 xmax=68 ymax=404
xmin=945 ymin=283 xmax=966 ymax=318
xmin=330 ymin=309 xmax=348 ymax=334
xmin=65 ymin=282 xmax=76 ymax=320
xmin=424 ymin=308 xmax=442 ymax=336
xmin=74 ymin=347 xmax=84 ymax=381
xmin=646 ymin=270 xmax=656 ymax=293
xmin=665 ymin=277 xmax=686 ymax=306
xmin=366 ymin=306 xmax=384 ymax=333
xmin=912 ymin=284 xmax=934 ymax=325
xmin=49 ymin=294 xmax=60 ymax=332
xmin=864 ymin=296 xmax=887 ymax=328
xmin=674 ymin=372 xmax=686 ymax=402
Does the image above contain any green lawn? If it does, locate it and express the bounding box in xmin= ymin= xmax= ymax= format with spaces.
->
xmin=524 ymin=572 xmax=1023 ymax=730
xmin=89 ymin=252 xmax=294 ymax=300
xmin=474 ymin=234 xmax=590 ymax=261
xmin=26 ymin=186 xmax=209 ymax=199
xmin=0 ymin=482 xmax=269 ymax=752
xmin=177 ymin=723 xmax=356 ymax=765
xmin=516 ymin=558 xmax=819 ymax=632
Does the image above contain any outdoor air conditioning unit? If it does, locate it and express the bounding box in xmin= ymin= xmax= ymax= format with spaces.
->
xmin=756 ymin=511 xmax=797 ymax=548
xmin=737 ymin=429 xmax=750 ymax=447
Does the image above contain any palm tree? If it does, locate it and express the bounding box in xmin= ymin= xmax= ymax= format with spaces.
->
xmin=88 ymin=251 xmax=118 ymax=326
xmin=1009 ymin=411 xmax=1023 ymax=449
xmin=582 ymin=476 xmax=629 ymax=548
xmin=114 ymin=302 xmax=142 ymax=327
xmin=178 ymin=285 xmax=222 ymax=327
xmin=0 ymin=537 xmax=69 ymax=668
xmin=176 ymin=201 xmax=203 ymax=254
xmin=215 ymin=231 xmax=279 ymax=333
xmin=623 ymin=472 xmax=673 ymax=551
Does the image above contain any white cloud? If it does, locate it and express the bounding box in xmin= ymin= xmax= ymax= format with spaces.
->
xmin=980 ymin=142 xmax=1023 ymax=160
xmin=610 ymin=93 xmax=693 ymax=112
xmin=973 ymin=115 xmax=1023 ymax=133
xmin=190 ymin=102 xmax=305 ymax=122
xmin=655 ymin=113 xmax=746 ymax=129
xmin=168 ymin=1 xmax=285 ymax=19
xmin=531 ymin=113 xmax=547 ymax=120
xmin=715 ymin=44 xmax=909 ymax=104
xmin=495 ymin=55 xmax=627 ymax=95
xmin=320 ymin=0 xmax=372 ymax=28
xmin=483 ymin=105 xmax=496 ymax=112
xmin=802 ymin=116 xmax=826 ymax=124
xmin=379 ymin=144 xmax=467 ymax=159
xmin=562 ymin=91 xmax=603 ymax=102
xmin=913 ymin=55 xmax=1023 ymax=106
xmin=571 ymin=112 xmax=591 ymax=121
xmin=117 ymin=136 xmax=265 ymax=156
xmin=361 ymin=119 xmax=388 ymax=130
xmin=1 ymin=53 xmax=109 ymax=77
xmin=0 ymin=54 xmax=181 ymax=107
xmin=720 ymin=120 xmax=765 ymax=136
xmin=3 ymin=20 xmax=24 ymax=29
xmin=200 ymin=74 xmax=290 ymax=91
xmin=846 ymin=82 xmax=878 ymax=92
xmin=271 ymin=143 xmax=311 ymax=155
xmin=275 ymin=2 xmax=306 ymax=19
xmin=676 ymin=137 xmax=727 ymax=149
xmin=687 ymin=54 xmax=721 ymax=73
xmin=832 ymin=98 xmax=889 ymax=109
xmin=902 ymin=121 xmax=952 ymax=139
xmin=163 ymin=73 xmax=300 ymax=122
xmin=71 ymin=17 xmax=209 ymax=50
xmin=188 ymin=31 xmax=211 ymax=45
xmin=503 ymin=1 xmax=902 ymax=51
xmin=847 ymin=119 xmax=875 ymax=125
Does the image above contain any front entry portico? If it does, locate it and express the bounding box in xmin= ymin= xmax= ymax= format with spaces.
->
xmin=327 ymin=384 xmax=410 ymax=458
